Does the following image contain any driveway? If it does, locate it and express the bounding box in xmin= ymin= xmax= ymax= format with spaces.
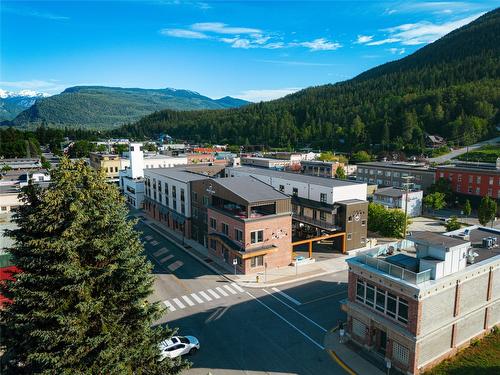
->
xmin=429 ymin=136 xmax=500 ymax=163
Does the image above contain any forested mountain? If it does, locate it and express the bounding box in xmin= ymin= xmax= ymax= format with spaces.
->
xmin=0 ymin=90 xmax=49 ymax=121
xmin=115 ymin=9 xmax=500 ymax=154
xmin=9 ymin=86 xmax=249 ymax=129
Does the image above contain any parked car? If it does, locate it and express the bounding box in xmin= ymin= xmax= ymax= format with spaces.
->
xmin=160 ymin=336 xmax=200 ymax=359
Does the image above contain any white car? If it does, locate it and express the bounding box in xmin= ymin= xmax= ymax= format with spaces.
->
xmin=160 ymin=336 xmax=200 ymax=359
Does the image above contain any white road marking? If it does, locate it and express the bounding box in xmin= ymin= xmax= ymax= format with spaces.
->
xmin=216 ymin=287 xmax=229 ymax=297
xmin=191 ymin=293 xmax=204 ymax=304
xmin=246 ymin=291 xmax=325 ymax=350
xmin=172 ymin=298 xmax=186 ymax=309
xmin=153 ymin=247 xmax=169 ymax=257
xmin=159 ymin=254 xmax=174 ymax=263
xmin=199 ymin=291 xmax=213 ymax=301
xmin=263 ymin=289 xmax=327 ymax=332
xmin=145 ymin=235 xmax=153 ymax=240
xmin=182 ymin=295 xmax=195 ymax=307
xmin=168 ymin=260 xmax=183 ymax=271
xmin=231 ymin=283 xmax=245 ymax=293
xmin=150 ymin=240 xmax=159 ymax=246
xmin=207 ymin=289 xmax=221 ymax=299
xmin=271 ymin=287 xmax=302 ymax=306
xmin=224 ymin=285 xmax=238 ymax=295
xmin=163 ymin=300 xmax=176 ymax=312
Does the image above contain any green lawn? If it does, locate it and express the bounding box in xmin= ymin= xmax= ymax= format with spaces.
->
xmin=456 ymin=144 xmax=500 ymax=163
xmin=424 ymin=328 xmax=500 ymax=375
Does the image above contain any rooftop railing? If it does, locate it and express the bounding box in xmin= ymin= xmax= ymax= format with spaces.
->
xmin=355 ymin=254 xmax=431 ymax=284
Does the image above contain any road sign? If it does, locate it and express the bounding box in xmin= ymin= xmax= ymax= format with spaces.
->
xmin=232 ymin=258 xmax=238 ymax=265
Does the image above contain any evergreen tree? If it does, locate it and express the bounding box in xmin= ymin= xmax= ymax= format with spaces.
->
xmin=463 ymin=199 xmax=472 ymax=217
xmin=0 ymin=159 xmax=187 ymax=375
xmin=478 ymin=196 xmax=497 ymax=226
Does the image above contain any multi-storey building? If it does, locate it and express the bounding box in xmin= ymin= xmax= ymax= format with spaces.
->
xmin=356 ymin=161 xmax=436 ymax=192
xmin=89 ymin=152 xmax=128 ymax=181
xmin=436 ymin=159 xmax=500 ymax=200
xmin=226 ymin=166 xmax=368 ymax=252
xmin=343 ymin=228 xmax=500 ymax=374
xmin=203 ymin=176 xmax=292 ymax=274
xmin=300 ymin=159 xmax=343 ymax=178
xmin=373 ymin=187 xmax=423 ymax=217
xmin=240 ymin=156 xmax=292 ymax=169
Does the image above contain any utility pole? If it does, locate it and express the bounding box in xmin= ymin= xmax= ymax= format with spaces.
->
xmin=402 ymin=175 xmax=414 ymax=239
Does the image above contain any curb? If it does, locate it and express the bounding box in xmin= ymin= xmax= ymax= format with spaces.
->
xmin=140 ymin=217 xmax=347 ymax=289
xmin=327 ymin=326 xmax=357 ymax=375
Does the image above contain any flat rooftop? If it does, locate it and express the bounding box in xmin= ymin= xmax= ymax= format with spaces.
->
xmin=146 ymin=169 xmax=208 ymax=182
xmin=454 ymin=227 xmax=500 ymax=263
xmin=356 ymin=161 xmax=435 ymax=172
xmin=410 ymin=231 xmax=470 ymax=248
xmin=438 ymin=162 xmax=500 ymax=174
xmin=228 ymin=166 xmax=364 ymax=188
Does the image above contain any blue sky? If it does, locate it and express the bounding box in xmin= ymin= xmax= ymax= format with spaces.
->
xmin=1 ymin=1 xmax=497 ymax=101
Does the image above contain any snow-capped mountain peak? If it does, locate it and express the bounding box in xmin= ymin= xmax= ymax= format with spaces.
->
xmin=0 ymin=88 xmax=50 ymax=99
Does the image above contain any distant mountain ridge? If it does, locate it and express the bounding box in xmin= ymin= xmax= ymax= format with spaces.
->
xmin=0 ymin=89 xmax=50 ymax=121
xmin=8 ymin=86 xmax=249 ymax=128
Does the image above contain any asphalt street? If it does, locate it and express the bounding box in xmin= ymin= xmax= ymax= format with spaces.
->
xmin=135 ymin=219 xmax=350 ymax=375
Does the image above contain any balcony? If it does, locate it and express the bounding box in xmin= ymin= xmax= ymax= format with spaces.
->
xmin=353 ymin=254 xmax=431 ymax=285
xmin=292 ymin=212 xmax=340 ymax=231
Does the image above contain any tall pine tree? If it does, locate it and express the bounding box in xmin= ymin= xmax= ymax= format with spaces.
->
xmin=0 ymin=159 xmax=187 ymax=374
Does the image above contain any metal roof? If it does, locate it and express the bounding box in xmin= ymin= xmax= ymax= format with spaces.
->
xmin=146 ymin=169 xmax=208 ymax=182
xmin=409 ymin=231 xmax=469 ymax=248
xmin=214 ymin=176 xmax=289 ymax=203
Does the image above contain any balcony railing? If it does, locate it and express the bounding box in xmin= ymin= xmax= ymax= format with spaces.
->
xmin=355 ymin=255 xmax=431 ymax=284
xmin=292 ymin=213 xmax=340 ymax=231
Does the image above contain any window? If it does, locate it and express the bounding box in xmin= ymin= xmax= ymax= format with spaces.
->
xmin=172 ymin=199 xmax=177 ymax=210
xmin=365 ymin=283 xmax=375 ymax=307
xmin=352 ymin=319 xmax=366 ymax=338
xmin=320 ymin=193 xmax=327 ymax=203
xmin=356 ymin=281 xmax=365 ymax=302
xmin=385 ymin=171 xmax=391 ymax=177
xmin=313 ymin=210 xmax=318 ymax=220
xmin=488 ymin=188 xmax=493 ymax=196
xmin=292 ymin=187 xmax=298 ymax=196
xmin=489 ymin=177 xmax=494 ymax=185
xmin=250 ymin=255 xmax=264 ymax=268
xmin=279 ymin=185 xmax=285 ymax=192
xmin=468 ymin=185 xmax=473 ymax=193
xmin=361 ymin=220 xmax=366 ymax=226
xmin=476 ymin=176 xmax=481 ymax=184
xmin=192 ymin=207 xmax=198 ymax=219
xmin=250 ymin=230 xmax=264 ymax=244
xmin=181 ymin=204 xmax=185 ymax=214
xmin=1 ymin=206 xmax=7 ymax=211
xmin=203 ymin=196 xmax=209 ymax=206
xmin=235 ymin=228 xmax=243 ymax=242
xmin=221 ymin=223 xmax=229 ymax=235
xmin=456 ymin=185 xmax=461 ymax=192
xmin=165 ymin=183 xmax=169 ymax=195
xmin=209 ymin=239 xmax=217 ymax=250
xmin=210 ymin=217 xmax=217 ymax=229
xmin=348 ymin=216 xmax=352 ymax=222
xmin=386 ymin=293 xmax=397 ymax=318
xmin=181 ymin=188 xmax=185 ymax=202
xmin=347 ymin=233 xmax=352 ymax=240
xmin=192 ymin=191 xmax=198 ymax=201
xmin=439 ymin=172 xmax=444 ymax=178
xmin=376 ymin=290 xmax=385 ymax=312
xmin=468 ymin=175 xmax=473 ymax=183
xmin=458 ymin=174 xmax=462 ymax=183
xmin=172 ymin=186 xmax=177 ymax=198
xmin=320 ymin=211 xmax=326 ymax=221
xmin=393 ymin=342 xmax=410 ymax=366
xmin=476 ymin=187 xmax=481 ymax=195
xmin=356 ymin=281 xmax=408 ymax=325
xmin=398 ymin=300 xmax=408 ymax=323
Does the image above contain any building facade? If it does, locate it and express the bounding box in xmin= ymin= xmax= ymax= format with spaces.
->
xmin=343 ymin=229 xmax=500 ymax=374
xmin=240 ymin=156 xmax=292 ymax=169
xmin=300 ymin=160 xmax=343 ymax=178
xmin=356 ymin=162 xmax=436 ymax=192
xmin=436 ymin=160 xmax=500 ymax=200
xmin=89 ymin=152 xmax=127 ymax=181
xmin=226 ymin=166 xmax=368 ymax=252
xmin=373 ymin=187 xmax=423 ymax=217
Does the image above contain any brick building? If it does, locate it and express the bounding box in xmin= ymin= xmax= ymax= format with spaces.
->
xmin=436 ymin=160 xmax=500 ymax=200
xmin=343 ymin=228 xmax=500 ymax=374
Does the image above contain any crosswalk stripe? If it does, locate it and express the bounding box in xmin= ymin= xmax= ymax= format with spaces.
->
xmin=172 ymin=298 xmax=186 ymax=309
xmin=216 ymin=287 xmax=229 ymax=297
xmin=182 ymin=295 xmax=195 ymax=307
xmin=159 ymin=254 xmax=174 ymax=263
xmin=271 ymin=287 xmax=302 ymax=306
xmin=153 ymin=247 xmax=169 ymax=257
xmin=224 ymin=285 xmax=238 ymax=295
xmin=168 ymin=260 xmax=183 ymax=271
xmin=199 ymin=291 xmax=212 ymax=301
xmin=191 ymin=293 xmax=204 ymax=304
xmin=207 ymin=289 xmax=221 ymax=299
xmin=150 ymin=240 xmax=159 ymax=246
xmin=231 ymin=283 xmax=245 ymax=293
xmin=145 ymin=235 xmax=153 ymax=240
xmin=163 ymin=300 xmax=176 ymax=312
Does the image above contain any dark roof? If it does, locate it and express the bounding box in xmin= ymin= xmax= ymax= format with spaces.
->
xmin=214 ymin=176 xmax=289 ymax=203
xmin=437 ymin=163 xmax=500 ymax=174
xmin=385 ymin=254 xmax=419 ymax=272
xmin=227 ymin=166 xmax=363 ymax=188
xmin=410 ymin=231 xmax=469 ymax=248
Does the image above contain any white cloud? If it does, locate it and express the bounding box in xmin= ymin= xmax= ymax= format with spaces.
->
xmin=192 ymin=22 xmax=261 ymax=34
xmin=384 ymin=12 xmax=485 ymax=45
xmin=294 ymin=38 xmax=342 ymax=51
xmin=256 ymin=59 xmax=337 ymax=67
xmin=235 ymin=87 xmax=302 ymax=102
xmin=356 ymin=35 xmax=374 ymax=44
xmin=387 ymin=48 xmax=406 ymax=55
xmin=366 ymin=38 xmax=401 ymax=46
xmin=3 ymin=6 xmax=69 ymax=20
xmin=160 ymin=28 xmax=209 ymax=39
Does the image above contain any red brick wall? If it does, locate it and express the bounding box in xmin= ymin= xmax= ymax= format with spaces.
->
xmin=436 ymin=168 xmax=500 ymax=198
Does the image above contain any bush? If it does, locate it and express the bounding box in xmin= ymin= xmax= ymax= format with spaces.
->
xmin=445 ymin=216 xmax=461 ymax=231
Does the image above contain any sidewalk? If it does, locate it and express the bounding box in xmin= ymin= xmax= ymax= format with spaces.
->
xmin=324 ymin=329 xmax=385 ymax=375
xmin=138 ymin=214 xmax=348 ymax=288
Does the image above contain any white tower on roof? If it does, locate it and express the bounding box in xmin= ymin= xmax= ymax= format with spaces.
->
xmin=129 ymin=143 xmax=144 ymax=179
